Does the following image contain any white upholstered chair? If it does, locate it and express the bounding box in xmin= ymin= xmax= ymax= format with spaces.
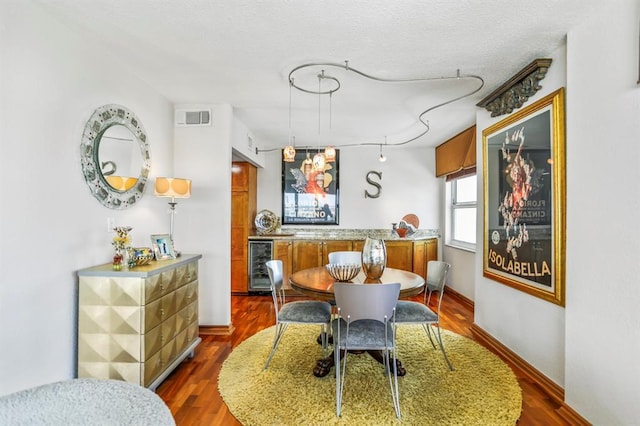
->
xmin=263 ymin=260 xmax=332 ymax=370
xmin=0 ymin=378 xmax=175 ymax=425
xmin=394 ymin=260 xmax=453 ymax=371
xmin=332 ymin=282 xmax=401 ymax=419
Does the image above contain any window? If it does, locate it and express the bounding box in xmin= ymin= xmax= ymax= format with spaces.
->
xmin=447 ymin=174 xmax=476 ymax=250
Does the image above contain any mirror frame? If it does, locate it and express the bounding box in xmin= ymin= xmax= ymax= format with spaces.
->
xmin=80 ymin=104 xmax=151 ymax=209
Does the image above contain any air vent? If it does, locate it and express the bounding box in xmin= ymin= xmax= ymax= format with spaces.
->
xmin=175 ymin=109 xmax=211 ymax=126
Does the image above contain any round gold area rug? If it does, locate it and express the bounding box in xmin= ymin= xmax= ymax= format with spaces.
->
xmin=218 ymin=324 xmax=522 ymax=425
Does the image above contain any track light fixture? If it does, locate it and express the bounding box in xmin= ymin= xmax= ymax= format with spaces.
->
xmin=263 ymin=60 xmax=484 ymax=158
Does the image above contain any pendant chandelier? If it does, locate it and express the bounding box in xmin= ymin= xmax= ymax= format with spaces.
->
xmin=324 ymin=146 xmax=336 ymax=162
xmin=283 ymin=79 xmax=296 ymax=162
xmin=283 ymin=145 xmax=296 ymax=162
xmin=312 ymin=151 xmax=326 ymax=171
xmin=379 ymin=141 xmax=387 ymax=163
xmin=311 ymin=71 xmax=329 ymax=171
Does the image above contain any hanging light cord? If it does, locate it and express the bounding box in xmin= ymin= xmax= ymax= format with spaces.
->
xmin=259 ymin=60 xmax=484 ymax=152
xmin=288 ymin=79 xmax=293 ymax=143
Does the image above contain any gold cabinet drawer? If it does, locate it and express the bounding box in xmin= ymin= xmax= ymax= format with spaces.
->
xmin=161 ymin=314 xmax=178 ymax=344
xmin=159 ymin=268 xmax=177 ymax=295
xmin=175 ymin=279 xmax=198 ymax=312
xmin=143 ymin=324 xmax=162 ymax=361
xmin=175 ymin=262 xmax=199 ymax=289
xmin=143 ymin=274 xmax=163 ymax=304
xmin=176 ymin=300 xmax=198 ymax=334
xmin=174 ymin=327 xmax=191 ymax=356
xmin=143 ymin=297 xmax=163 ymax=332
xmin=186 ymin=321 xmax=199 ymax=343
xmin=160 ymin=338 xmax=177 ymax=367
xmin=185 ymin=279 xmax=198 ymax=306
xmin=160 ymin=291 xmax=177 ymax=320
xmin=143 ymin=350 xmax=163 ymax=387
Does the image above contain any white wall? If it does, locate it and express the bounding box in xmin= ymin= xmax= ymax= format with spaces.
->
xmin=564 ymin=1 xmax=640 ymax=422
xmin=174 ymin=104 xmax=233 ymax=326
xmin=473 ymin=1 xmax=640 ymax=422
xmin=474 ymin=44 xmax=567 ymax=388
xmin=255 ymin=145 xmax=441 ymax=230
xmin=231 ymin=113 xmax=265 ymax=168
xmin=0 ymin=2 xmax=174 ymax=395
xmin=442 ymin=246 xmax=475 ymax=300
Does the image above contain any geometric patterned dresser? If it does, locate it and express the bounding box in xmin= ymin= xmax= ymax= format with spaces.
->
xmin=77 ymin=254 xmax=202 ymax=391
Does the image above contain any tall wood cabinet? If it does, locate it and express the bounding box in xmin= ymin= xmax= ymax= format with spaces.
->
xmin=231 ymin=162 xmax=257 ymax=293
xmin=77 ymin=254 xmax=202 ymax=391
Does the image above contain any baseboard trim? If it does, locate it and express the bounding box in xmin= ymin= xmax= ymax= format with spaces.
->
xmin=471 ymin=324 xmax=564 ymax=403
xmin=199 ymin=325 xmax=235 ymax=336
xmin=471 ymin=324 xmax=590 ymax=426
xmin=444 ymin=286 xmax=474 ymax=311
xmin=556 ymin=405 xmax=591 ymax=426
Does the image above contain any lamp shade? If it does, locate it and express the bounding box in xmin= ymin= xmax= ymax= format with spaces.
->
xmin=155 ymin=177 xmax=191 ymax=198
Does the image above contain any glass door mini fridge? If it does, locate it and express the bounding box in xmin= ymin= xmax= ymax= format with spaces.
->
xmin=248 ymin=240 xmax=273 ymax=293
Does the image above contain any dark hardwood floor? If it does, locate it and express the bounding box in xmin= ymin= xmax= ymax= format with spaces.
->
xmin=156 ymin=292 xmax=572 ymax=425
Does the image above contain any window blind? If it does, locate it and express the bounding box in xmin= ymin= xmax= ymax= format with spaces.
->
xmin=435 ymin=125 xmax=476 ymax=178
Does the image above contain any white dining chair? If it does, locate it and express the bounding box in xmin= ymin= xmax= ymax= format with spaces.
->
xmin=263 ymin=260 xmax=332 ymax=370
xmin=332 ymin=282 xmax=401 ymax=419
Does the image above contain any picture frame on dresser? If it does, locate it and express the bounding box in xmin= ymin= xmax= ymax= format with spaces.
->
xmin=482 ymin=88 xmax=566 ymax=306
xmin=151 ymin=234 xmax=176 ymax=260
xmin=282 ymin=148 xmax=339 ymax=225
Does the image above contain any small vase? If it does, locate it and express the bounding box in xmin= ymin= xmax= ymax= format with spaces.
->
xmin=361 ymin=237 xmax=387 ymax=280
xmin=112 ymin=251 xmax=123 ymax=271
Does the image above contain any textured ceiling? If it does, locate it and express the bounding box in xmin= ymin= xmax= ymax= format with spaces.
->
xmin=36 ymin=0 xmax=603 ymax=149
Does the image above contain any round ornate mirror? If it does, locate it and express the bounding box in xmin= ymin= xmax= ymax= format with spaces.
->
xmin=80 ymin=104 xmax=151 ymax=209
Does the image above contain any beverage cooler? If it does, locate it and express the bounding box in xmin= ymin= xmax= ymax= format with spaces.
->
xmin=248 ymin=240 xmax=273 ymax=293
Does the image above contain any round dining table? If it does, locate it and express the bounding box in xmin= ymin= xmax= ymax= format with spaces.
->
xmin=289 ymin=266 xmax=425 ymax=377
xmin=289 ymin=266 xmax=425 ymax=301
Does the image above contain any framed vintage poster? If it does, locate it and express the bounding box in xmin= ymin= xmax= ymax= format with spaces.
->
xmin=482 ymin=88 xmax=565 ymax=306
xmin=282 ymin=149 xmax=339 ymax=225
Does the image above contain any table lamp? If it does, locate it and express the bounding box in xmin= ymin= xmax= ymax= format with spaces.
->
xmin=154 ymin=177 xmax=191 ymax=248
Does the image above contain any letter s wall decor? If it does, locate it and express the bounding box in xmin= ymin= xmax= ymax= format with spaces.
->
xmin=364 ymin=171 xmax=382 ymax=198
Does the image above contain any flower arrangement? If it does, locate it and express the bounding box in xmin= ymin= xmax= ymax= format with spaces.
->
xmin=111 ymin=226 xmax=132 ymax=271
xmin=112 ymin=226 xmax=132 ymax=252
